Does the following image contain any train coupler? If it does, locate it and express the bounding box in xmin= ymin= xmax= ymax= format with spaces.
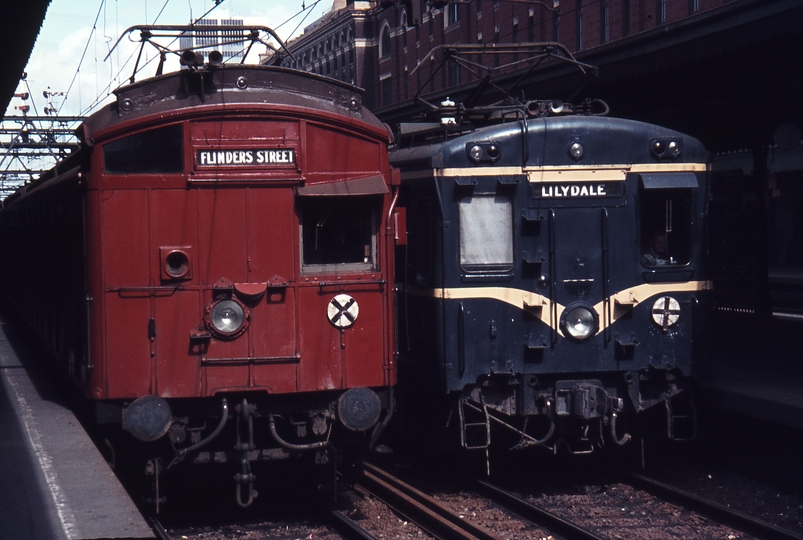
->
xmin=234 ymin=398 xmax=257 ymax=507
xmin=234 ymin=463 xmax=257 ymax=508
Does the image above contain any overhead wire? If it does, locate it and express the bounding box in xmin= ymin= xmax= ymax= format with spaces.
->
xmin=58 ymin=0 xmax=107 ymax=116
xmin=72 ymin=0 xmax=323 ymax=117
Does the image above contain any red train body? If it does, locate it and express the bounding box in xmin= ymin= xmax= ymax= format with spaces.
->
xmin=0 ymin=63 xmax=397 ymax=505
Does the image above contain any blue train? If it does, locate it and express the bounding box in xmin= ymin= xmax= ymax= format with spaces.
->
xmin=391 ymin=99 xmax=710 ymax=460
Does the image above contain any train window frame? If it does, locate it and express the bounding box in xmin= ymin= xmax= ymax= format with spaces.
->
xmin=103 ymin=124 xmax=184 ymax=174
xmin=458 ymin=194 xmax=514 ymax=272
xmin=298 ymin=195 xmax=379 ymax=275
xmin=638 ymin=187 xmax=694 ymax=268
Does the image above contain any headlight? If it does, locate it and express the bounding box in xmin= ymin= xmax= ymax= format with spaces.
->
xmin=209 ymin=299 xmax=247 ymax=337
xmin=560 ymin=303 xmax=598 ymax=341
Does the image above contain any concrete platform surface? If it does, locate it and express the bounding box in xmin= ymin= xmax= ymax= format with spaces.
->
xmin=0 ymin=319 xmax=154 ymax=540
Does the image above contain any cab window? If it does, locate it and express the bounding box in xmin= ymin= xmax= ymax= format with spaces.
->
xmin=299 ymin=196 xmax=377 ymax=273
xmin=104 ymin=124 xmax=183 ymax=174
xmin=459 ymin=195 xmax=513 ymax=271
xmin=640 ymin=189 xmax=693 ymax=267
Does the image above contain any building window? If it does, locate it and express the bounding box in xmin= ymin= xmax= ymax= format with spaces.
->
xmin=576 ymin=0 xmax=583 ymax=51
xmin=448 ymin=3 xmax=459 ymax=25
xmin=448 ymin=60 xmax=461 ymax=87
xmin=402 ymin=12 xmax=408 ymax=48
xmin=553 ymin=13 xmax=560 ymax=42
xmin=494 ymin=29 xmax=500 ymax=67
xmin=622 ymin=0 xmax=630 ymax=36
xmin=381 ymin=24 xmax=391 ymax=59
xmin=689 ymin=0 xmax=699 ymax=13
xmin=381 ymin=77 xmax=392 ymax=106
xmin=601 ymin=0 xmax=609 ymax=43
xmin=658 ymin=0 xmax=666 ymax=24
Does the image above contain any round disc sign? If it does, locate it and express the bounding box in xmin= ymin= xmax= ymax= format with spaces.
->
xmin=327 ymin=294 xmax=359 ymax=328
xmin=651 ymin=296 xmax=680 ymax=328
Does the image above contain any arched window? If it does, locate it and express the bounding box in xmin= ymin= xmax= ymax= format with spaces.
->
xmin=380 ymin=22 xmax=391 ymax=60
xmin=401 ymin=12 xmax=408 ymax=48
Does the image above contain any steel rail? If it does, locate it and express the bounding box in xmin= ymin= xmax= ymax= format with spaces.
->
xmin=359 ymin=462 xmax=502 ymax=540
xmin=150 ymin=517 xmax=173 ymax=540
xmin=626 ymin=472 xmax=803 ymax=540
xmin=327 ymin=509 xmax=377 ymax=540
xmin=473 ymin=480 xmax=606 ymax=540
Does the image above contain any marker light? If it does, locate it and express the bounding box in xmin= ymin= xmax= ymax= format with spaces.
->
xmin=466 ymin=142 xmax=502 ymax=164
xmin=568 ymin=141 xmax=584 ymax=160
xmin=650 ymin=138 xmax=683 ymax=159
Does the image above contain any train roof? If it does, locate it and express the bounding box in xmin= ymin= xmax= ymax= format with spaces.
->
xmin=79 ymin=64 xmax=386 ymax=142
xmin=390 ymin=115 xmax=708 ymax=171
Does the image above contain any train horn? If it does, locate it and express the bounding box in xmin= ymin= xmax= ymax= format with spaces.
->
xmin=208 ymin=50 xmax=223 ymax=65
xmin=180 ymin=49 xmax=203 ymax=67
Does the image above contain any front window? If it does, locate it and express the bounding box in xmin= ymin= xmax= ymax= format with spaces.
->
xmin=300 ymin=196 xmax=377 ymax=273
xmin=459 ymin=195 xmax=513 ymax=271
xmin=640 ymin=189 xmax=693 ymax=267
xmin=104 ymin=124 xmax=183 ymax=174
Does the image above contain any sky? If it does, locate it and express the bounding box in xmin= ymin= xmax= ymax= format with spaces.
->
xmin=11 ymin=0 xmax=330 ymax=118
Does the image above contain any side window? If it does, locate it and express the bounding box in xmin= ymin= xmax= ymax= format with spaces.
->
xmin=640 ymin=189 xmax=693 ymax=267
xmin=459 ymin=195 xmax=513 ymax=271
xmin=300 ymin=196 xmax=377 ymax=273
xmin=104 ymin=124 xmax=183 ymax=174
xmin=409 ymin=197 xmax=433 ymax=286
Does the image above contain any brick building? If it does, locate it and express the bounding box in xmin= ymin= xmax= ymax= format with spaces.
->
xmin=276 ymin=1 xmax=768 ymax=125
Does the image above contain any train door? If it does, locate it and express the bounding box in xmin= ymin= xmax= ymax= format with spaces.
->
xmin=528 ymin=174 xmax=627 ymax=367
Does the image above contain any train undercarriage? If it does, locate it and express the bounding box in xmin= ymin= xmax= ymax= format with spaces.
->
xmin=452 ymin=369 xmax=697 ymax=461
xmin=97 ymin=387 xmax=393 ymax=509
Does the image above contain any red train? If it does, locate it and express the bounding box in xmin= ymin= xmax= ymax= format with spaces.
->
xmin=0 ymin=54 xmax=397 ymax=506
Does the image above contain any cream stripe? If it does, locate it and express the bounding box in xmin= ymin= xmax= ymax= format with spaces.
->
xmin=527 ymin=169 xmax=627 ymax=183
xmin=409 ymin=281 xmax=711 ymax=338
xmin=435 ymin=167 xmax=524 ymax=177
xmin=420 ymin=162 xmax=708 ymax=179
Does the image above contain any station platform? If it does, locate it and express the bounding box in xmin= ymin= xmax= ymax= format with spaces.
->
xmin=701 ymin=364 xmax=803 ymax=430
xmin=0 ymin=317 xmax=154 ymax=540
xmin=699 ymin=316 xmax=803 ymax=431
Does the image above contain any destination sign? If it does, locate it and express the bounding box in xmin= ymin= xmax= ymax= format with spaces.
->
xmin=533 ymin=181 xmax=622 ymax=198
xmin=196 ymin=148 xmax=296 ymax=167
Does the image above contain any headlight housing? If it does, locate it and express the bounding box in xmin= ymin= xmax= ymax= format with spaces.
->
xmin=560 ymin=302 xmax=599 ymax=342
xmin=207 ymin=298 xmax=248 ymax=338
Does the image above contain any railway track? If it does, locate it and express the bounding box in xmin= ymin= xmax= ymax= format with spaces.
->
xmin=347 ymin=462 xmax=803 ymax=540
xmin=355 ymin=462 xmax=502 ymax=540
xmin=625 ymin=472 xmax=803 ymax=540
xmin=155 ymin=461 xmax=803 ymax=540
